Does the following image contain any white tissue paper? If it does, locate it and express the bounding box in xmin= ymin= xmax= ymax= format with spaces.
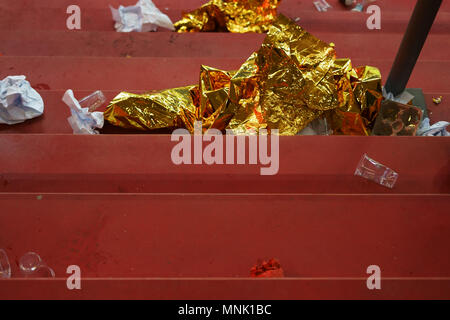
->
xmin=62 ymin=90 xmax=104 ymax=135
xmin=417 ymin=118 xmax=450 ymax=137
xmin=110 ymin=0 xmax=174 ymax=32
xmin=0 ymin=75 xmax=44 ymax=125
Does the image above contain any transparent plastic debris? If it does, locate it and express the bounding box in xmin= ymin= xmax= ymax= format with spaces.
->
xmin=19 ymin=252 xmax=55 ymax=278
xmin=0 ymin=75 xmax=44 ymax=125
xmin=351 ymin=2 xmax=364 ymax=11
xmin=351 ymin=0 xmax=376 ymax=12
xmin=354 ymin=154 xmax=399 ymax=188
xmin=0 ymin=249 xmax=11 ymax=279
xmin=417 ymin=118 xmax=450 ymax=137
xmin=78 ymin=90 xmax=106 ymax=112
xmin=62 ymin=89 xmax=104 ymax=135
xmin=372 ymin=100 xmax=422 ymax=136
xmin=382 ymin=87 xmax=414 ymax=105
xmin=110 ymin=0 xmax=174 ymax=32
xmin=314 ymin=0 xmax=332 ymax=11
xmin=321 ymin=0 xmax=332 ymax=9
xmin=298 ymin=118 xmax=332 ymax=135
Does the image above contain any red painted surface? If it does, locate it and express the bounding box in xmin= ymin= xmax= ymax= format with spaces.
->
xmin=0 ymin=0 xmax=449 ymax=300
xmin=0 ymin=135 xmax=448 ymax=193
xmin=1 ymin=193 xmax=449 ymax=299
xmin=1 ymin=279 xmax=450 ymax=300
xmin=0 ymin=194 xmax=449 ymax=272
xmin=1 ymin=0 xmax=449 ymax=33
xmin=1 ymin=31 xmax=450 ymax=61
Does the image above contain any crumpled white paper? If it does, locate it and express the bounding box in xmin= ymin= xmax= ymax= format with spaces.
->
xmin=62 ymin=90 xmax=104 ymax=135
xmin=110 ymin=0 xmax=174 ymax=32
xmin=0 ymin=75 xmax=44 ymax=125
xmin=417 ymin=118 xmax=450 ymax=137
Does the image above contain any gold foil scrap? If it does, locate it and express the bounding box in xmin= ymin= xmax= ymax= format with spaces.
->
xmin=104 ymin=87 xmax=197 ymax=131
xmin=174 ymin=0 xmax=281 ymax=33
xmin=199 ymin=65 xmax=232 ymax=118
xmin=330 ymin=63 xmax=382 ymax=135
xmin=105 ymin=14 xmax=384 ymax=136
xmin=227 ymin=52 xmax=265 ymax=134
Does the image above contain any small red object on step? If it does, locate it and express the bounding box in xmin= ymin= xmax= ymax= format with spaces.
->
xmin=250 ymin=258 xmax=284 ymax=278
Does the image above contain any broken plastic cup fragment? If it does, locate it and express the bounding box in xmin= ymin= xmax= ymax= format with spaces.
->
xmin=78 ymin=90 xmax=106 ymax=112
xmin=354 ymin=154 xmax=399 ymax=188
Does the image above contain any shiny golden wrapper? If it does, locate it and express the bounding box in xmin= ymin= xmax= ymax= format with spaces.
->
xmin=329 ymin=64 xmax=383 ymax=135
xmin=103 ymin=87 xmax=197 ymax=131
xmin=174 ymin=0 xmax=281 ymax=33
xmin=105 ymin=14 xmax=383 ymax=136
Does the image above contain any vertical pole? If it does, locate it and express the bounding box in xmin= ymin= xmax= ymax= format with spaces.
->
xmin=384 ymin=0 xmax=443 ymax=96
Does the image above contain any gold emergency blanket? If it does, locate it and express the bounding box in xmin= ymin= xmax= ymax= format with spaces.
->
xmin=104 ymin=15 xmax=383 ymax=135
xmin=174 ymin=0 xmax=281 ymax=33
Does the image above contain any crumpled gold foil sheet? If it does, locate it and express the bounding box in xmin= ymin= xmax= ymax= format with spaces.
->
xmin=174 ymin=0 xmax=281 ymax=33
xmin=328 ymin=64 xmax=383 ymax=135
xmin=105 ymin=14 xmax=383 ymax=136
xmin=103 ymin=87 xmax=197 ymax=131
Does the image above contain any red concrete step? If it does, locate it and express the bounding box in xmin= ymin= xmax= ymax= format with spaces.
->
xmin=1 ymin=56 xmax=449 ymax=92
xmin=0 ymin=193 xmax=449 ymax=278
xmin=2 ymin=0 xmax=449 ymax=35
xmin=2 ymin=278 xmax=450 ymax=300
xmin=0 ymin=135 xmax=448 ymax=194
xmin=1 ymin=31 xmax=449 ymax=61
xmin=2 ymin=0 xmax=430 ymax=12
xmin=5 ymin=0 xmax=450 ymax=17
xmin=0 ymin=31 xmax=265 ymax=58
xmin=0 ymin=56 xmax=243 ymax=91
xmin=0 ymin=0 xmax=448 ymax=302
xmin=0 ymin=90 xmax=447 ymax=135
xmin=3 ymin=7 xmax=449 ymax=34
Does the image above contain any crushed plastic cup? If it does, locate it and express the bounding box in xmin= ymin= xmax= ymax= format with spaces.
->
xmin=354 ymin=154 xmax=399 ymax=189
xmin=0 ymin=249 xmax=11 ymax=278
xmin=63 ymin=89 xmax=104 ymax=134
xmin=19 ymin=252 xmax=55 ymax=278
xmin=78 ymin=90 xmax=106 ymax=112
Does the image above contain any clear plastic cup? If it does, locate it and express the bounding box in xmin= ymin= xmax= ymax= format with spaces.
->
xmin=19 ymin=252 xmax=55 ymax=278
xmin=0 ymin=249 xmax=11 ymax=279
xmin=78 ymin=90 xmax=106 ymax=112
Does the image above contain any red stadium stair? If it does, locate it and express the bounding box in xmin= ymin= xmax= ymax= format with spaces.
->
xmin=0 ymin=0 xmax=449 ymax=299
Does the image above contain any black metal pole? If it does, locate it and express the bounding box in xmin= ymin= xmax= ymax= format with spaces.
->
xmin=384 ymin=0 xmax=443 ymax=96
